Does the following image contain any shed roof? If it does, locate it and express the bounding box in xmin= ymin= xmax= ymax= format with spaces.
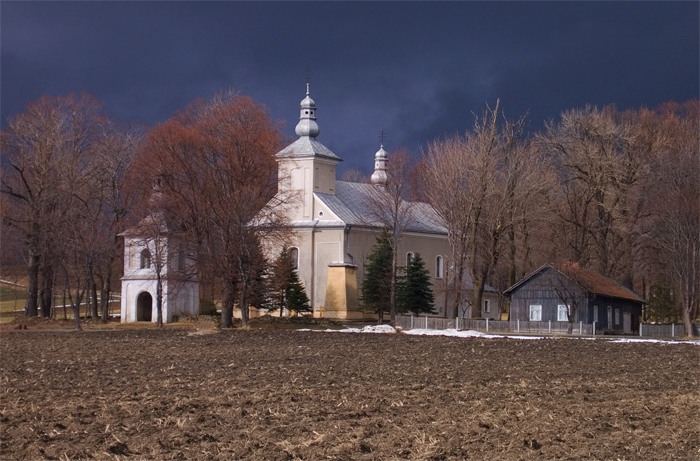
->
xmin=504 ymin=262 xmax=644 ymax=303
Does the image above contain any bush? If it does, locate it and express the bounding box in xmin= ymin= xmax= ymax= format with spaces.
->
xmin=199 ymin=299 xmax=218 ymax=316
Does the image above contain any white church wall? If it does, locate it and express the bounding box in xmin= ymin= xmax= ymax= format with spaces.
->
xmin=348 ymin=228 xmax=450 ymax=317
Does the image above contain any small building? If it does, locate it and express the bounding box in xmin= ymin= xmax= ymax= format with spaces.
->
xmin=119 ymin=215 xmax=199 ymax=323
xmin=504 ymin=262 xmax=644 ymax=334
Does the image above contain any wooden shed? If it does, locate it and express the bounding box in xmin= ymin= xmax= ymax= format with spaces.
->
xmin=504 ymin=262 xmax=645 ymax=334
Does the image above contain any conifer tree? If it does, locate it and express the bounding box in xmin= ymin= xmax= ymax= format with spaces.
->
xmin=398 ymin=253 xmax=435 ymax=314
xmin=269 ymin=247 xmax=294 ymax=316
xmin=285 ymin=269 xmax=311 ymax=316
xmin=361 ymin=230 xmax=393 ymax=321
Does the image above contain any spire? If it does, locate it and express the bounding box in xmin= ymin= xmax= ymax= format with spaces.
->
xmin=370 ymin=134 xmax=388 ymax=187
xmin=295 ymin=84 xmax=320 ymax=138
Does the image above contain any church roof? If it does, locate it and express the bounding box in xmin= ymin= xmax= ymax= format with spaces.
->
xmin=277 ymin=136 xmax=342 ymax=161
xmin=315 ymin=181 xmax=447 ymax=235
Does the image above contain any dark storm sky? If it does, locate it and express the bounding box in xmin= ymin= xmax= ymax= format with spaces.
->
xmin=2 ymin=1 xmax=698 ymax=174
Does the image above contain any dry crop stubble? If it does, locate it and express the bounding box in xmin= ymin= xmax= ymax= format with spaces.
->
xmin=0 ymin=329 xmax=698 ymax=460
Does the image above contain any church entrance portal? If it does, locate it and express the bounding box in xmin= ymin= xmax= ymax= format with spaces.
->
xmin=136 ymin=292 xmax=153 ymax=322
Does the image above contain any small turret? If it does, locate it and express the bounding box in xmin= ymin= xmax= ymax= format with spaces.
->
xmin=370 ymin=143 xmax=388 ymax=187
xmin=294 ymin=83 xmax=320 ymax=138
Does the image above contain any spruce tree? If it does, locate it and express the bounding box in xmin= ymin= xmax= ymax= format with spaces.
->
xmin=398 ymin=253 xmax=435 ymax=314
xmin=285 ymin=269 xmax=311 ymax=316
xmin=270 ymin=248 xmax=294 ymax=316
xmin=361 ymin=230 xmax=393 ymax=319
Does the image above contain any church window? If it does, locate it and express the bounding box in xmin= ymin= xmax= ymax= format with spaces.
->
xmin=140 ymin=249 xmax=151 ymax=269
xmin=406 ymin=252 xmax=414 ymax=265
xmin=435 ymin=255 xmax=444 ymax=279
xmin=290 ymin=247 xmax=299 ymax=270
xmin=178 ymin=247 xmax=186 ymax=271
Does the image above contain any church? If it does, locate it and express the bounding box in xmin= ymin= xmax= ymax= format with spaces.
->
xmin=272 ymin=85 xmax=451 ymax=319
xmin=119 ymin=86 xmax=501 ymax=323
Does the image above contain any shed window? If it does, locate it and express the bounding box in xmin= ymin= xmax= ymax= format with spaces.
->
xmin=557 ymin=304 xmax=569 ymax=322
xmin=407 ymin=252 xmax=414 ymax=265
xmin=484 ymin=299 xmax=490 ymax=313
xmin=140 ymin=249 xmax=151 ymax=269
xmin=289 ymin=247 xmax=299 ymax=270
xmin=615 ymin=308 xmax=620 ymax=326
xmin=435 ymin=256 xmax=444 ymax=279
xmin=529 ymin=304 xmax=542 ymax=321
xmin=594 ymin=306 xmax=598 ymax=323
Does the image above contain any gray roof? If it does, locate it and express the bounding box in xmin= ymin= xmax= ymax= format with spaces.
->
xmin=315 ymin=181 xmax=447 ymax=235
xmin=277 ymin=136 xmax=342 ymax=161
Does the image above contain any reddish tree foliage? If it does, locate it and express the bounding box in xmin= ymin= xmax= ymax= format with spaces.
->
xmin=130 ymin=92 xmax=292 ymax=328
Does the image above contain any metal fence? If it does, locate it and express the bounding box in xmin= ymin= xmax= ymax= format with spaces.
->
xmin=396 ymin=315 xmax=594 ymax=335
xmin=639 ymin=323 xmax=700 ymax=338
xmin=396 ymin=314 xmax=699 ymax=339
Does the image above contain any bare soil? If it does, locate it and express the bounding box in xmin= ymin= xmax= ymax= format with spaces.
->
xmin=1 ymin=327 xmax=698 ymax=460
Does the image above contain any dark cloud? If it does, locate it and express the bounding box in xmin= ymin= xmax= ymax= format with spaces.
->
xmin=2 ymin=1 xmax=698 ymax=175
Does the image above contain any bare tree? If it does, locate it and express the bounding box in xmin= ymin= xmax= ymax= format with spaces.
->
xmin=363 ymin=148 xmax=416 ymax=325
xmin=135 ymin=92 xmax=293 ymax=328
xmin=537 ymin=105 xmax=642 ymax=280
xmin=1 ymin=93 xmax=103 ymax=319
xmin=423 ymin=101 xmax=534 ymax=318
xmin=644 ymin=101 xmax=699 ymax=337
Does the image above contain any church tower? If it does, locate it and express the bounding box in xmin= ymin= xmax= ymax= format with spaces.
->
xmin=370 ymin=143 xmax=388 ymax=188
xmin=276 ymin=85 xmax=342 ymax=221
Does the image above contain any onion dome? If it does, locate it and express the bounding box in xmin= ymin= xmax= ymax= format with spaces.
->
xmin=295 ymin=83 xmax=320 ymax=138
xmin=370 ymin=144 xmax=388 ymax=187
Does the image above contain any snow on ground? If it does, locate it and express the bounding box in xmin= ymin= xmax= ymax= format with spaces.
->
xmin=299 ymin=325 xmax=700 ymax=345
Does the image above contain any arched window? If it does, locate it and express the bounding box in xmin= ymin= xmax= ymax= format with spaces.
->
xmin=289 ymin=247 xmax=299 ymax=270
xmin=435 ymin=255 xmax=444 ymax=279
xmin=140 ymin=249 xmax=151 ymax=269
xmin=406 ymin=252 xmax=414 ymax=265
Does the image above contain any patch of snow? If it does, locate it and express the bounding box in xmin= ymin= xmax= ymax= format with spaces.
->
xmin=609 ymin=338 xmax=700 ymax=346
xmin=404 ymin=329 xmax=545 ymax=340
xmin=297 ymin=326 xmax=700 ymax=345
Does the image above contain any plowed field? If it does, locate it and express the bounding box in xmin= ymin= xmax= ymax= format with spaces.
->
xmin=1 ymin=328 xmax=698 ymax=460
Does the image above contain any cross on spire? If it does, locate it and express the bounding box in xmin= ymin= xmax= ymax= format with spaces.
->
xmin=379 ymin=130 xmax=387 ymax=147
xmin=305 ymin=66 xmax=312 ymax=94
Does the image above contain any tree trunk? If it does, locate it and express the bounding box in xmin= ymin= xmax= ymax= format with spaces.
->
xmin=239 ymin=283 xmax=249 ymax=329
xmin=156 ymin=274 xmax=163 ymax=328
xmin=221 ymin=278 xmax=236 ymax=328
xmin=471 ymin=273 xmax=485 ymax=319
xmin=100 ymin=262 xmax=113 ymax=321
xmin=89 ymin=264 xmax=99 ymax=319
xmin=39 ymin=265 xmax=54 ymax=318
xmin=451 ymin=264 xmax=465 ymax=319
xmin=25 ymin=253 xmax=40 ymax=317
xmin=682 ymin=305 xmax=694 ymax=338
xmin=389 ymin=248 xmax=398 ymax=326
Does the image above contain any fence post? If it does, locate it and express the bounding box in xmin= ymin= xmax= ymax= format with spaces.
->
xmin=486 ymin=318 xmax=489 ymax=333
xmin=639 ymin=323 xmax=642 ymax=337
xmin=580 ymin=321 xmax=583 ymax=335
xmin=548 ymin=320 xmax=551 ymax=334
xmin=593 ymin=322 xmax=596 ymax=336
xmin=671 ymin=323 xmax=675 ymax=337
xmin=456 ymin=316 xmax=460 ymax=331
xmin=411 ymin=314 xmax=414 ymax=329
xmin=517 ymin=319 xmax=520 ymax=333
xmin=425 ymin=315 xmax=428 ymax=329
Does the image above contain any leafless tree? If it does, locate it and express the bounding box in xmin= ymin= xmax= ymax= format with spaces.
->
xmin=135 ymin=91 xmax=293 ymax=328
xmin=643 ymin=102 xmax=699 ymax=336
xmin=363 ymin=148 xmax=416 ymax=325
xmin=1 ymin=93 xmax=103 ymax=319
xmin=537 ymin=105 xmax=642 ymax=281
xmin=423 ymin=101 xmax=534 ymax=318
